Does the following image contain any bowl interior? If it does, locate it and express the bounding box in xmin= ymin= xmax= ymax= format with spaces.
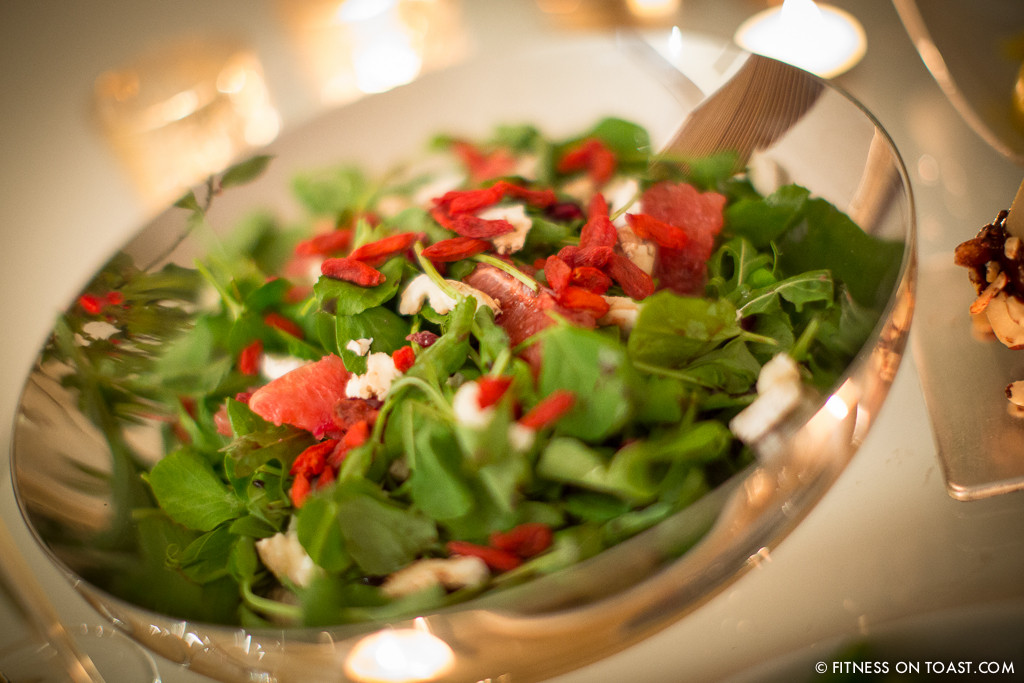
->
xmin=11 ymin=31 xmax=915 ymax=683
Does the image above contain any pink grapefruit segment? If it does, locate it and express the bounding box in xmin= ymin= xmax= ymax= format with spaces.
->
xmin=247 ymin=354 xmax=349 ymax=438
xmin=641 ymin=181 xmax=726 ymax=295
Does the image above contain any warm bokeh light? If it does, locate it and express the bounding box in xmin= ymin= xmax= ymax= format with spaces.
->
xmin=93 ymin=39 xmax=280 ymax=205
xmin=625 ymin=0 xmax=680 ymax=21
xmin=344 ymin=624 xmax=455 ymax=683
xmin=734 ymin=0 xmax=866 ymax=78
xmin=277 ymin=0 xmax=468 ymax=105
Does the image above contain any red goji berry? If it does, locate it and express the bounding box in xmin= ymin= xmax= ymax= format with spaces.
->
xmin=429 ymin=205 xmax=457 ymax=231
xmin=477 ymin=375 xmax=513 ymax=409
xmin=579 ymin=193 xmax=618 ymax=249
xmin=263 ymin=312 xmax=304 ymax=338
xmin=348 ymin=232 xmax=420 ymax=265
xmin=315 ymin=465 xmax=337 ymax=491
xmin=556 ymin=285 xmax=611 ymax=317
xmin=439 ymin=184 xmax=505 ymax=214
xmin=421 ymin=236 xmax=491 ymax=262
xmin=519 ymin=390 xmax=577 ymax=430
xmin=290 ymin=439 xmax=338 ymax=477
xmin=607 ymin=252 xmax=655 ymax=300
xmin=294 ymin=228 xmax=352 ymax=257
xmin=489 ymin=523 xmax=553 ymax=558
xmin=329 ymin=419 xmax=371 ymax=467
xmin=570 ymin=266 xmax=612 ymax=294
xmin=499 ymin=181 xmax=557 ymax=208
xmin=625 ymin=213 xmax=689 ymax=250
xmin=543 ymin=255 xmax=572 ymax=292
xmin=557 ymin=138 xmax=617 ymax=185
xmin=238 ymin=340 xmax=263 ymax=376
xmin=451 ymin=213 xmax=516 ymax=239
xmin=391 ymin=345 xmax=416 ymax=372
xmin=290 ymin=472 xmax=312 ymax=508
xmin=451 ymin=141 xmax=517 ymax=183
xmin=321 ymin=257 xmax=386 ymax=286
xmin=446 ymin=540 xmax=522 ymax=572
xmin=557 ymin=244 xmax=614 ymax=269
xmin=77 ymin=294 xmax=103 ymax=315
xmin=105 ymin=291 xmax=125 ymax=306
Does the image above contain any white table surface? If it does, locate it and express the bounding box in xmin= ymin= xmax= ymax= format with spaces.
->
xmin=2 ymin=1 xmax=1024 ymax=681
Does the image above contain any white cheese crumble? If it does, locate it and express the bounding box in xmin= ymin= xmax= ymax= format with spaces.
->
xmin=345 ymin=337 xmax=373 ymax=356
xmin=729 ymin=354 xmax=804 ymax=447
xmin=398 ymin=273 xmax=500 ymax=316
xmin=255 ymin=528 xmax=320 ymax=588
xmin=616 ymin=223 xmax=656 ymax=275
xmin=260 ymin=354 xmax=308 ymax=381
xmin=345 ymin=351 xmax=401 ymax=400
xmin=452 ymin=381 xmax=492 ymax=429
xmin=451 ymin=380 xmax=535 ymax=451
xmin=381 ymin=555 xmax=489 ymax=598
xmin=479 ymin=203 xmax=532 ymax=255
xmin=599 ymin=296 xmax=641 ymax=332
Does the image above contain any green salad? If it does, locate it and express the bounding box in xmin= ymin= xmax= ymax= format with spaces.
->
xmin=52 ymin=117 xmax=902 ymax=627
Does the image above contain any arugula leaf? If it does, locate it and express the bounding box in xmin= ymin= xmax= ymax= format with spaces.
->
xmin=775 ymin=197 xmax=903 ymax=308
xmin=724 ymin=184 xmax=810 ymax=248
xmin=296 ymin=495 xmax=352 ymax=573
xmin=291 ymin=165 xmax=372 ymax=218
xmin=736 ymin=270 xmax=833 ymax=317
xmin=314 ymin=256 xmax=405 ymax=316
xmin=538 ymin=325 xmax=636 ymax=443
xmin=332 ymin=479 xmax=438 ymax=576
xmin=334 ymin=306 xmax=411 ymax=375
xmin=223 ymin=399 xmax=316 ymax=477
xmin=403 ymin=407 xmax=474 ymax=521
xmin=627 ymin=291 xmax=742 ymax=369
xmin=147 ymin=449 xmax=245 ymax=531
xmin=220 ymin=155 xmax=274 ymax=189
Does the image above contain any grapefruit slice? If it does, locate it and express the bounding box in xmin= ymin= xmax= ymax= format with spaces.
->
xmin=641 ymin=181 xmax=726 ymax=295
xmin=248 ymin=354 xmax=350 ymax=437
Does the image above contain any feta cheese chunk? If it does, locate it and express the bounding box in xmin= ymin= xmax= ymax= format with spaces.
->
xmin=256 ymin=528 xmax=320 ymax=588
xmin=479 ymin=203 xmax=532 ymax=255
xmin=260 ymin=354 xmax=308 ymax=381
xmin=729 ymin=354 xmax=805 ymax=446
xmin=616 ymin=224 xmax=656 ymax=275
xmin=452 ymin=380 xmax=492 ymax=429
xmin=345 ymin=351 xmax=401 ymax=400
xmin=381 ymin=555 xmax=489 ymax=598
xmin=399 ymin=273 xmax=500 ymax=316
xmin=599 ymin=296 xmax=641 ymax=332
xmin=451 ymin=379 xmax=535 ymax=451
xmin=345 ymin=337 xmax=373 ymax=356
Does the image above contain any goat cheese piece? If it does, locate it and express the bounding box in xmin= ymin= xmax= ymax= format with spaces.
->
xmin=382 ymin=555 xmax=490 ymax=599
xmin=616 ymin=223 xmax=656 ymax=274
xmin=399 ymin=273 xmax=500 ymax=316
xmin=730 ymin=354 xmax=804 ymax=446
xmin=599 ymin=296 xmax=641 ymax=332
xmin=255 ymin=529 xmax=320 ymax=588
xmin=345 ymin=351 xmax=401 ymax=400
xmin=480 ymin=204 xmax=532 ymax=255
xmin=345 ymin=337 xmax=373 ymax=356
xmin=260 ymin=354 xmax=308 ymax=381
xmin=452 ymin=380 xmax=493 ymax=429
